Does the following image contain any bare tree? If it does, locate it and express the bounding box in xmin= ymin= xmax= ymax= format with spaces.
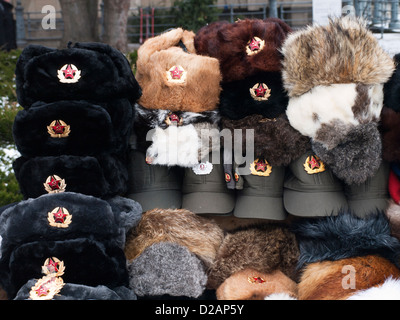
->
xmin=59 ymin=0 xmax=99 ymax=47
xmin=102 ymin=0 xmax=130 ymax=52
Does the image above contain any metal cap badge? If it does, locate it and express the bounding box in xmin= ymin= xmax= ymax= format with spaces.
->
xmin=47 ymin=120 xmax=71 ymax=138
xmin=44 ymin=175 xmax=67 ymax=194
xmin=246 ymin=36 xmax=265 ymax=56
xmin=57 ymin=64 xmax=81 ymax=83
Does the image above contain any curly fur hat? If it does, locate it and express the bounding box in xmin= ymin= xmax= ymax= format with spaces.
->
xmin=219 ymin=71 xmax=288 ymax=120
xmin=194 ymin=18 xmax=291 ymax=82
xmin=15 ymin=42 xmax=142 ymax=107
xmin=135 ymin=28 xmax=221 ymax=112
xmin=13 ymin=154 xmax=128 ymax=199
xmin=0 ymin=238 xmax=129 ymax=299
xmin=14 ymin=281 xmax=136 ymax=300
xmin=13 ymin=99 xmax=133 ymax=157
xmin=207 ymin=223 xmax=300 ymax=290
xmin=127 ymin=242 xmax=207 ymax=298
xmin=221 ymin=113 xmax=310 ymax=167
xmin=125 ymin=208 xmax=224 ymax=267
xmin=281 ymin=16 xmax=395 ymax=97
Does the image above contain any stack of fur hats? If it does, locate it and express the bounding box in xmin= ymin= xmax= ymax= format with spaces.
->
xmin=128 ymin=28 xmax=235 ymax=214
xmin=281 ymin=16 xmax=395 ymax=217
xmin=194 ymin=18 xmax=310 ymax=220
xmin=0 ymin=42 xmax=143 ymax=300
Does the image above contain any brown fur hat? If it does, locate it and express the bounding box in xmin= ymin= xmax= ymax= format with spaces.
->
xmin=221 ymin=113 xmax=310 ymax=167
xmin=216 ymin=268 xmax=298 ymax=300
xmin=207 ymin=223 xmax=300 ymax=290
xmin=135 ymin=28 xmax=222 ymax=112
xmin=194 ymin=18 xmax=291 ymax=82
xmin=298 ymin=255 xmax=400 ymax=300
xmin=281 ymin=16 xmax=395 ymax=98
xmin=124 ymin=208 xmax=224 ymax=267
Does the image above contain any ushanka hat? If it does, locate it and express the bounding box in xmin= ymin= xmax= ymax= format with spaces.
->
xmin=135 ymin=28 xmax=221 ymax=112
xmin=13 ymin=99 xmax=133 ymax=157
xmin=127 ymin=242 xmax=207 ymax=298
xmin=194 ymin=18 xmax=291 ymax=82
xmin=15 ymin=42 xmax=142 ymax=107
xmin=282 ymin=16 xmax=395 ymax=185
xmin=124 ymin=208 xmax=224 ymax=267
xmin=13 ymin=154 xmax=128 ymax=199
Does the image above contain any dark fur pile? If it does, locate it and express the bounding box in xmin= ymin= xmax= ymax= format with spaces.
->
xmin=15 ymin=42 xmax=142 ymax=107
xmin=380 ymin=107 xmax=400 ymax=162
xmin=291 ymin=210 xmax=400 ymax=270
xmin=312 ymin=122 xmax=382 ymax=185
xmin=221 ymin=113 xmax=310 ymax=166
xmin=13 ymin=99 xmax=133 ymax=157
xmin=219 ymin=71 xmax=288 ymax=120
xmin=13 ymin=154 xmax=128 ymax=199
xmin=194 ymin=18 xmax=291 ymax=82
xmin=207 ymin=223 xmax=300 ymax=290
xmin=383 ymin=53 xmax=400 ymax=112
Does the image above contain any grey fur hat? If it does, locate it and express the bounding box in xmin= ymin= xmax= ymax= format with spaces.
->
xmin=127 ymin=242 xmax=207 ymax=298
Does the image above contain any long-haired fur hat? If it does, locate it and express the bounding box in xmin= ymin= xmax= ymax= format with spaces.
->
xmin=135 ymin=28 xmax=221 ymax=112
xmin=194 ymin=18 xmax=291 ymax=82
xmin=125 ymin=208 xmax=224 ymax=267
xmin=207 ymin=223 xmax=299 ymax=290
xmin=15 ymin=42 xmax=142 ymax=107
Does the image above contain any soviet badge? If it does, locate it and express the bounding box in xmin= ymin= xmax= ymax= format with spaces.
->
xmin=47 ymin=120 xmax=71 ymax=138
xmin=165 ymin=113 xmax=183 ymax=126
xmin=249 ymin=83 xmax=271 ymax=101
xmin=192 ymin=161 xmax=213 ymax=175
xmin=57 ymin=64 xmax=81 ymax=83
xmin=48 ymin=207 xmax=72 ymax=229
xmin=29 ymin=275 xmax=65 ymax=300
xmin=304 ymin=155 xmax=326 ymax=174
xmin=44 ymin=175 xmax=67 ymax=194
xmin=42 ymin=257 xmax=65 ymax=277
xmin=166 ymin=65 xmax=187 ymax=84
xmin=248 ymin=276 xmax=266 ymax=284
xmin=246 ymin=36 xmax=265 ymax=55
xmin=250 ymin=159 xmax=272 ymax=177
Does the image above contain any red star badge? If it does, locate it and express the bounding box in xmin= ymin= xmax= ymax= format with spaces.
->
xmin=255 ymin=83 xmax=267 ymax=97
xmin=62 ymin=64 xmax=75 ymax=79
xmin=308 ymin=156 xmax=320 ymax=170
xmin=47 ymin=176 xmax=60 ymax=191
xmin=248 ymin=276 xmax=266 ymax=284
xmin=170 ymin=66 xmax=184 ymax=80
xmin=255 ymin=160 xmax=267 ymax=172
xmin=248 ymin=38 xmax=261 ymax=51
xmin=35 ymin=284 xmax=49 ymax=297
xmin=45 ymin=258 xmax=59 ymax=274
xmin=51 ymin=120 xmax=65 ymax=134
xmin=53 ymin=207 xmax=67 ymax=224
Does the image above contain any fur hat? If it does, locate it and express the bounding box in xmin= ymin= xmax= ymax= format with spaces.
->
xmin=127 ymin=242 xmax=207 ymax=298
xmin=221 ymin=113 xmax=310 ymax=167
xmin=281 ymin=16 xmax=394 ymax=98
xmin=15 ymin=42 xmax=141 ymax=108
xmin=383 ymin=53 xmax=400 ymax=112
xmin=380 ymin=107 xmax=400 ymax=163
xmin=14 ymin=281 xmax=136 ymax=300
xmin=0 ymin=238 xmax=129 ymax=298
xmin=216 ymin=268 xmax=297 ymax=300
xmin=125 ymin=208 xmax=224 ymax=267
xmin=0 ymin=192 xmax=142 ymax=254
xmin=194 ymin=18 xmax=291 ymax=82
xmin=218 ymin=71 xmax=289 ymax=120
xmin=207 ymin=223 xmax=299 ymax=290
xmin=13 ymin=154 xmax=128 ymax=199
xmin=135 ymin=28 xmax=221 ymax=112
xmin=297 ymin=255 xmax=400 ymax=300
xmin=347 ymin=276 xmax=400 ymax=300
xmin=13 ymin=99 xmax=133 ymax=157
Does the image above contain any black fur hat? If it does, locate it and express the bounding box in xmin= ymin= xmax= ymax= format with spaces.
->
xmin=13 ymin=154 xmax=128 ymax=199
xmin=15 ymin=42 xmax=142 ymax=107
xmin=13 ymin=99 xmax=134 ymax=157
xmin=219 ymin=71 xmax=288 ymax=120
xmin=383 ymin=53 xmax=400 ymax=112
xmin=0 ymin=238 xmax=129 ymax=298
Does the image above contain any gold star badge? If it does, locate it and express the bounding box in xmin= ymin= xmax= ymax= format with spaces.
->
xmin=48 ymin=207 xmax=72 ymax=228
xmin=47 ymin=120 xmax=71 ymax=138
xmin=249 ymin=83 xmax=271 ymax=101
xmin=250 ymin=159 xmax=272 ymax=177
xmin=29 ymin=275 xmax=65 ymax=300
xmin=57 ymin=64 xmax=81 ymax=84
xmin=246 ymin=37 xmax=265 ymax=55
xmin=166 ymin=65 xmax=187 ymax=84
xmin=43 ymin=175 xmax=66 ymax=194
xmin=304 ymin=155 xmax=326 ymax=174
xmin=248 ymin=276 xmax=266 ymax=284
xmin=41 ymin=257 xmax=65 ymax=277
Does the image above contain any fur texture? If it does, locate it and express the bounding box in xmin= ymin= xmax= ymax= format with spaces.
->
xmin=311 ymin=122 xmax=382 ymax=185
xmin=13 ymin=154 xmax=129 ymax=199
xmin=136 ymin=28 xmax=221 ymax=112
xmin=281 ymin=16 xmax=395 ymax=97
xmin=219 ymin=71 xmax=288 ymax=120
xmin=291 ymin=211 xmax=400 ymax=270
xmin=297 ymin=255 xmax=400 ymax=300
xmin=127 ymin=242 xmax=207 ymax=298
xmin=13 ymin=99 xmax=133 ymax=157
xmin=221 ymin=113 xmax=310 ymax=166
xmin=386 ymin=199 xmax=400 ymax=240
xmin=380 ymin=107 xmax=400 ymax=162
xmin=194 ymin=18 xmax=291 ymax=82
xmin=383 ymin=53 xmax=400 ymax=112
xmin=207 ymin=223 xmax=300 ymax=290
xmin=15 ymin=42 xmax=142 ymax=108
xmin=347 ymin=276 xmax=400 ymax=300
xmin=0 ymin=238 xmax=129 ymax=299
xmin=216 ymin=268 xmax=298 ymax=300
xmin=125 ymin=208 xmax=224 ymax=267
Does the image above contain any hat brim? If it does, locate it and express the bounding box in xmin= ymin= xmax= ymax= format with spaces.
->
xmin=283 ymin=189 xmax=348 ymax=217
xmin=347 ymin=197 xmax=390 ymax=218
xmin=126 ymin=190 xmax=182 ymax=212
xmin=182 ymin=191 xmax=234 ymax=214
xmin=233 ymin=194 xmax=287 ymax=220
